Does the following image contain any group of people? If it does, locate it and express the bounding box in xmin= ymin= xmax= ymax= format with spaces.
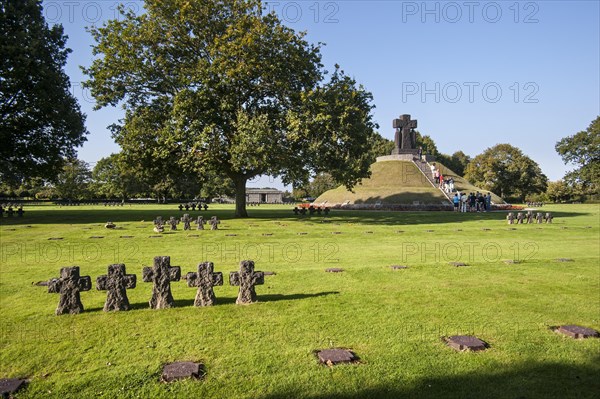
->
xmin=452 ymin=192 xmax=492 ymax=212
xmin=429 ymin=163 xmax=455 ymax=194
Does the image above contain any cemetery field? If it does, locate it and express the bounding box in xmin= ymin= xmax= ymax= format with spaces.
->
xmin=0 ymin=204 xmax=599 ymax=398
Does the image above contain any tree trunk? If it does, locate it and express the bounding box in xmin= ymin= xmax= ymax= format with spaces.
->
xmin=233 ymin=175 xmax=248 ymax=218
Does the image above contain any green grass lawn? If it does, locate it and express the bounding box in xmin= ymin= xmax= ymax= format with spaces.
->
xmin=1 ymin=204 xmax=599 ymax=398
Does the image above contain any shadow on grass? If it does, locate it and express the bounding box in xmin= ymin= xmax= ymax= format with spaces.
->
xmin=85 ymin=291 xmax=340 ymax=312
xmin=0 ymin=207 xmax=592 ymax=227
xmin=260 ymin=357 xmax=600 ymax=399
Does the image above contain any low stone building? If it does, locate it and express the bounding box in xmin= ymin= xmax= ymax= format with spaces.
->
xmin=246 ymin=188 xmax=283 ymax=204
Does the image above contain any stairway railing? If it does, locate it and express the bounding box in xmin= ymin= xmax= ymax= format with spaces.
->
xmin=412 ymin=159 xmax=453 ymax=203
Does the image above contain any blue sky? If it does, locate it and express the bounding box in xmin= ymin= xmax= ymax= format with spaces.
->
xmin=42 ymin=1 xmax=600 ymax=188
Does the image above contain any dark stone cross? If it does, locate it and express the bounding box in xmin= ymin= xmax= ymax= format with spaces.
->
xmin=142 ymin=256 xmax=181 ymax=309
xmin=47 ymin=266 xmax=92 ymax=315
xmin=229 ymin=260 xmax=264 ymax=304
xmin=181 ymin=214 xmax=193 ymax=231
xmin=196 ymin=216 xmax=205 ymax=230
xmin=167 ymin=217 xmax=179 ymax=230
xmin=209 ymin=216 xmax=220 ymax=230
xmin=186 ymin=262 xmax=223 ymax=306
xmin=392 ymin=114 xmax=418 ymax=153
xmin=96 ymin=264 xmax=137 ymax=311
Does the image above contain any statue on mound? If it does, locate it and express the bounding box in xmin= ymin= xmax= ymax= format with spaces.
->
xmin=392 ymin=114 xmax=418 ymax=155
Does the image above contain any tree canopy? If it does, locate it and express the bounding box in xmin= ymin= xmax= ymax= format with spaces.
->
xmin=555 ymin=116 xmax=599 ymax=198
xmin=0 ymin=0 xmax=87 ymax=185
xmin=83 ymin=0 xmax=377 ymax=217
xmin=464 ymin=144 xmax=548 ymax=201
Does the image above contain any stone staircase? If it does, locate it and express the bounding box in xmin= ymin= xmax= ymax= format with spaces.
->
xmin=412 ymin=159 xmax=453 ymax=204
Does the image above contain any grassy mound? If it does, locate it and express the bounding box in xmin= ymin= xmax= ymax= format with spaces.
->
xmin=314 ymin=160 xmax=503 ymax=206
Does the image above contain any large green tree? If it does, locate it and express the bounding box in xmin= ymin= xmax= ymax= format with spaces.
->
xmin=464 ymin=144 xmax=548 ymax=201
xmin=53 ymin=159 xmax=92 ymax=201
xmin=0 ymin=0 xmax=87 ymax=185
xmin=555 ymin=116 xmax=599 ymax=198
xmin=83 ymin=0 xmax=377 ymax=217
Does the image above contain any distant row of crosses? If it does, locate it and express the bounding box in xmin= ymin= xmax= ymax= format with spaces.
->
xmin=46 ymin=257 xmax=264 ymax=315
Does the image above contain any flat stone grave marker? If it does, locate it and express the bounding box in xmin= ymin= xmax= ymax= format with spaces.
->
xmin=225 ymin=234 xmax=237 ymax=237
xmin=561 ymin=227 xmax=568 ymax=230
xmin=425 ymin=230 xmax=434 ymax=232
xmin=262 ymin=233 xmax=273 ymax=236
xmin=97 ymin=264 xmax=136 ymax=311
xmin=186 ymin=262 xmax=223 ymax=307
xmin=481 ymin=228 xmax=491 ymax=231
xmin=120 ymin=236 xmax=134 ymax=239
xmin=5 ymin=228 xmax=16 ymax=231
xmin=149 ymin=235 xmax=163 ymax=238
xmin=445 ymin=335 xmax=488 ymax=351
xmin=82 ymin=227 xmax=92 ymax=230
xmin=188 ymin=234 xmax=199 ymax=238
xmin=326 ymin=268 xmax=344 ymax=273
xmin=584 ymin=226 xmax=592 ymax=229
xmin=143 ymin=256 xmax=181 ymax=309
xmin=365 ymin=231 xmax=374 ymax=234
xmin=556 ymin=325 xmax=599 ymax=339
xmin=503 ymin=260 xmax=520 ymax=265
xmin=507 ymin=228 xmax=517 ymax=231
xmin=556 ymin=258 xmax=573 ymax=262
xmin=316 ymin=349 xmax=359 ymax=366
xmin=229 ymin=260 xmax=264 ymax=304
xmin=449 ymin=262 xmax=468 ymax=267
xmin=455 ymin=229 xmax=462 ymax=232
xmin=331 ymin=232 xmax=342 ymax=235
xmin=48 ymin=266 xmax=92 ymax=315
xmin=0 ymin=378 xmax=27 ymax=397
xmin=48 ymin=237 xmax=63 ymax=240
xmin=391 ymin=265 xmax=408 ymax=270
xmin=263 ymin=271 xmax=276 ymax=276
xmin=161 ymin=362 xmax=205 ymax=383
xmin=89 ymin=236 xmax=104 ymax=239
xmin=297 ymin=232 xmax=308 ymax=235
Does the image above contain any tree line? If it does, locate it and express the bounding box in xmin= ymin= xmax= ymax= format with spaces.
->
xmin=1 ymin=1 xmax=598 ymax=208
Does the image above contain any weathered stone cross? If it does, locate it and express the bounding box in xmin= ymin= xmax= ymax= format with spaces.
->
xmin=181 ymin=214 xmax=193 ymax=231
xmin=393 ymin=114 xmax=418 ymax=151
xmin=209 ymin=216 xmax=220 ymax=230
xmin=47 ymin=266 xmax=92 ymax=315
xmin=186 ymin=262 xmax=223 ymax=306
xmin=142 ymin=256 xmax=181 ymax=309
xmin=167 ymin=217 xmax=179 ymax=231
xmin=229 ymin=260 xmax=264 ymax=304
xmin=196 ymin=216 xmax=205 ymax=230
xmin=96 ymin=264 xmax=137 ymax=311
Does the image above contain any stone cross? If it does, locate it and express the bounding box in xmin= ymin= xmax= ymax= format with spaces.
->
xmin=209 ymin=216 xmax=220 ymax=230
xmin=545 ymin=212 xmax=553 ymax=223
xmin=516 ymin=212 xmax=524 ymax=224
xmin=229 ymin=260 xmax=264 ymax=304
xmin=536 ymin=212 xmax=544 ymax=224
xmin=393 ymin=114 xmax=418 ymax=152
xmin=186 ymin=262 xmax=223 ymax=306
xmin=196 ymin=216 xmax=205 ymax=230
xmin=96 ymin=264 xmax=137 ymax=311
xmin=506 ymin=212 xmax=514 ymax=224
xmin=526 ymin=211 xmax=534 ymax=224
xmin=167 ymin=217 xmax=178 ymax=230
xmin=142 ymin=256 xmax=181 ymax=309
xmin=154 ymin=216 xmax=163 ymax=226
xmin=47 ymin=266 xmax=92 ymax=315
xmin=181 ymin=214 xmax=193 ymax=231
